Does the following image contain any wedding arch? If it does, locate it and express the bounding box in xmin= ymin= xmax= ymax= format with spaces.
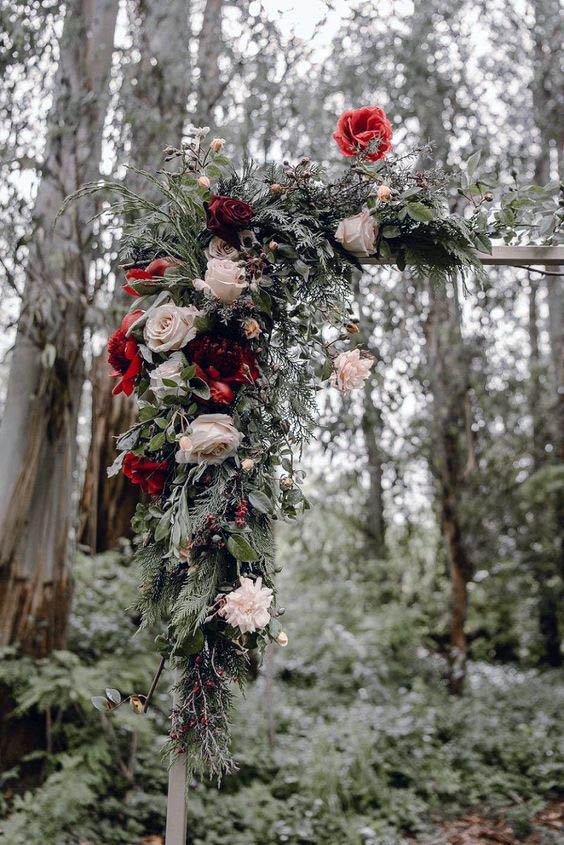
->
xmin=72 ymin=105 xmax=562 ymax=843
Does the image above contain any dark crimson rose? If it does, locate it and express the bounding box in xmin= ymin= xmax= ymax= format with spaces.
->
xmin=187 ymin=334 xmax=259 ymax=406
xmin=123 ymin=256 xmax=178 ymax=296
xmin=122 ymin=453 xmax=168 ymax=495
xmin=107 ymin=309 xmax=144 ymax=396
xmin=188 ymin=334 xmax=259 ymax=384
xmin=333 ymin=106 xmax=393 ymax=162
xmin=205 ymin=194 xmax=254 ymax=245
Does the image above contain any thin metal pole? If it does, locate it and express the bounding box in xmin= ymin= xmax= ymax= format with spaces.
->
xmin=165 ymin=671 xmax=187 ymax=845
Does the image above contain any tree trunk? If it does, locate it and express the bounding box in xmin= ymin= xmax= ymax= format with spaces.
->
xmin=361 ymin=378 xmax=386 ymax=557
xmin=79 ymin=0 xmax=193 ymax=551
xmin=0 ymin=0 xmax=119 ymax=656
xmin=424 ymin=280 xmax=473 ymax=694
xmin=194 ymin=0 xmax=225 ymax=126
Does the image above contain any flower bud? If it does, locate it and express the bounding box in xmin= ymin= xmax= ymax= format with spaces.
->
xmin=346 ymin=323 xmax=360 ymax=334
xmin=276 ymin=632 xmax=289 ymax=647
xmin=243 ymin=318 xmax=261 ymax=339
xmin=269 ymin=240 xmax=279 ymax=251
xmin=241 ymin=458 xmax=255 ymax=472
xmin=484 ymin=192 xmax=494 ymax=202
xmin=270 ymin=183 xmax=285 ymax=195
xmin=197 ymin=175 xmax=211 ymax=189
xmin=210 ymin=137 xmax=225 ymax=152
xmin=377 ymin=185 xmax=392 ymax=202
xmin=280 ymin=475 xmax=293 ymax=490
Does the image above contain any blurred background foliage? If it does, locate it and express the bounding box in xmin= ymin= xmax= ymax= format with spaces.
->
xmin=0 ymin=0 xmax=562 ymax=842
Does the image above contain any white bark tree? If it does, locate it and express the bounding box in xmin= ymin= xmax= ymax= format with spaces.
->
xmin=0 ymin=0 xmax=119 ymax=656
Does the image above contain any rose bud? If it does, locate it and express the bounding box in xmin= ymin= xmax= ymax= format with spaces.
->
xmin=241 ymin=458 xmax=255 ymax=472
xmin=198 ymin=175 xmax=211 ymax=189
xmin=280 ymin=476 xmax=293 ymax=490
xmin=276 ymin=632 xmax=289 ymax=647
xmin=269 ymin=240 xmax=279 ymax=251
xmin=377 ymin=185 xmax=392 ymax=202
xmin=243 ymin=318 xmax=261 ymax=339
xmin=210 ymin=137 xmax=225 ymax=152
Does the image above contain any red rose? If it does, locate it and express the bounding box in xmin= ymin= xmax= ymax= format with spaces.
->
xmin=333 ymin=106 xmax=393 ymax=162
xmin=122 ymin=453 xmax=168 ymax=495
xmin=187 ymin=334 xmax=259 ymax=406
xmin=123 ymin=256 xmax=178 ymax=296
xmin=108 ymin=309 xmax=144 ymax=396
xmin=205 ymin=195 xmax=254 ymax=245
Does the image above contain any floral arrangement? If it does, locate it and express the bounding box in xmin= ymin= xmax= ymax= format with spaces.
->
xmin=78 ymin=105 xmax=559 ymax=779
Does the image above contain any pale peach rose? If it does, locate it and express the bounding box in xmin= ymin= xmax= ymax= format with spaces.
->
xmin=197 ymin=175 xmax=211 ymax=189
xmin=218 ymin=577 xmax=273 ymax=634
xmin=175 ymin=414 xmax=242 ymax=465
xmin=241 ymin=458 xmax=255 ymax=472
xmin=193 ymin=259 xmax=247 ymax=304
xmin=210 ymin=137 xmax=225 ymax=152
xmin=331 ymin=348 xmax=374 ymax=392
xmin=377 ymin=185 xmax=392 ymax=201
xmin=276 ymin=632 xmax=289 ymax=647
xmin=335 ymin=210 xmax=377 ymax=257
xmin=243 ymin=318 xmax=261 ymax=339
xmin=144 ymin=304 xmax=202 ymax=352
xmin=205 ymin=236 xmax=240 ymax=262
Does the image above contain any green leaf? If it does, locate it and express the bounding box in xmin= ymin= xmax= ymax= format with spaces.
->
xmin=148 ymin=431 xmax=166 ymax=451
xmin=466 ymin=150 xmax=481 ymax=178
xmin=382 ymin=225 xmax=401 ymax=239
xmin=105 ymin=688 xmax=121 ymax=705
xmin=406 ymin=202 xmax=435 ymax=222
xmin=91 ymin=696 xmax=111 ymax=712
xmin=154 ymin=511 xmax=171 ymax=542
xmin=189 ymin=377 xmax=211 ymax=399
xmin=139 ymin=405 xmax=158 ymax=422
xmin=227 ymin=534 xmax=259 ymax=562
xmin=181 ymin=365 xmax=196 ymax=380
xmin=174 ymin=628 xmax=205 ymax=657
xmin=248 ymin=491 xmax=272 ymax=514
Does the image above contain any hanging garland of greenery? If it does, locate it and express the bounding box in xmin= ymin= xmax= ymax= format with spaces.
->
xmin=78 ymin=106 xmax=560 ymax=779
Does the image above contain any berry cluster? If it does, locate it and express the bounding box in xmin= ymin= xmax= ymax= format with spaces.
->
xmin=234 ymin=499 xmax=248 ymax=528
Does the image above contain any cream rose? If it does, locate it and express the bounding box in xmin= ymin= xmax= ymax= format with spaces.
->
xmin=217 ymin=577 xmax=273 ymax=634
xmin=193 ymin=259 xmax=247 ymax=304
xmin=175 ymin=414 xmax=242 ymax=465
xmin=149 ymin=352 xmax=186 ymax=398
xmin=144 ymin=304 xmax=202 ymax=352
xmin=331 ymin=348 xmax=374 ymax=392
xmin=205 ymin=237 xmax=240 ymax=262
xmin=335 ymin=210 xmax=377 ymax=257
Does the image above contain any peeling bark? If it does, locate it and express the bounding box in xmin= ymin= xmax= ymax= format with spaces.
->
xmin=0 ymin=0 xmax=119 ymax=655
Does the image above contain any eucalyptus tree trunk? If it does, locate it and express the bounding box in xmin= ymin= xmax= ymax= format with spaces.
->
xmin=0 ymin=0 xmax=119 ymax=656
xmin=424 ymin=280 xmax=473 ymax=694
xmin=529 ymin=0 xmax=563 ymax=665
xmin=194 ymin=0 xmax=225 ymax=126
xmin=80 ymin=0 xmax=192 ymax=551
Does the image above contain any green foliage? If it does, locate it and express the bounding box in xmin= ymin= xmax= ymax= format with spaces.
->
xmin=2 ymin=517 xmax=563 ymax=844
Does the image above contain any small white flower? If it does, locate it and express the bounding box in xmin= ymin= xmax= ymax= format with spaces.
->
xmin=335 ymin=210 xmax=378 ymax=257
xmin=331 ymin=349 xmax=374 ymax=392
xmin=276 ymin=631 xmax=289 ymax=647
xmin=218 ymin=577 xmax=273 ymax=634
xmin=241 ymin=457 xmax=256 ymax=472
xmin=149 ymin=352 xmax=186 ymax=398
xmin=144 ymin=303 xmax=202 ymax=352
xmin=377 ymin=185 xmax=392 ymax=202
xmin=175 ymin=414 xmax=242 ymax=465
xmin=193 ymin=259 xmax=247 ymax=305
